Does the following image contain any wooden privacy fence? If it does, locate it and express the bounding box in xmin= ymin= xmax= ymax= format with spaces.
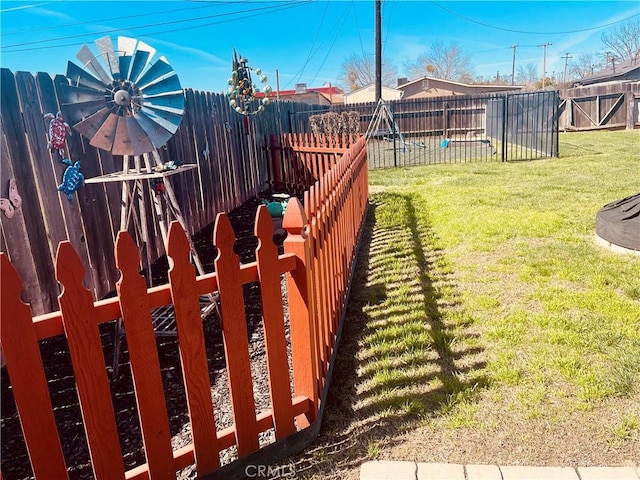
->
xmin=1 ymin=136 xmax=369 ymax=479
xmin=558 ymin=82 xmax=640 ymax=131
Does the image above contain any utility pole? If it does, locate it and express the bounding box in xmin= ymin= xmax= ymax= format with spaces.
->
xmin=537 ymin=42 xmax=552 ymax=88
xmin=561 ymin=52 xmax=572 ymax=85
xmin=511 ymin=44 xmax=518 ymax=85
xmin=375 ymin=0 xmax=382 ymax=102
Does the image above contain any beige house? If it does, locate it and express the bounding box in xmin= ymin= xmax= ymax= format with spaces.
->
xmin=343 ymin=84 xmax=402 ymax=105
xmin=397 ymin=77 xmax=524 ymax=99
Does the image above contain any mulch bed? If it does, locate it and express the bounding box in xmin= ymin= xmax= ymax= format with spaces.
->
xmin=1 ymin=195 xmax=292 ymax=480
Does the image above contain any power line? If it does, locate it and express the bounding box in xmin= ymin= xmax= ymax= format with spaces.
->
xmin=308 ymin=5 xmax=351 ymax=85
xmin=1 ymin=2 xmax=307 ymax=50
xmin=429 ymin=2 xmax=639 ymax=35
xmin=0 ymin=2 xmax=225 ymax=37
xmin=292 ymin=0 xmax=330 ymax=86
xmin=351 ymin=0 xmax=365 ymax=57
xmin=288 ymin=3 xmax=350 ymax=87
xmin=1 ymin=1 xmax=312 ymax=53
xmin=0 ymin=1 xmax=61 ymax=14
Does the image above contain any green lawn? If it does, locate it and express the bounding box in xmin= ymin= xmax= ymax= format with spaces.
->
xmin=294 ymin=130 xmax=640 ymax=478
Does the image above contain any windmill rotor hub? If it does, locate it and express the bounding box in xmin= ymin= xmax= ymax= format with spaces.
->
xmin=113 ymin=89 xmax=131 ymax=106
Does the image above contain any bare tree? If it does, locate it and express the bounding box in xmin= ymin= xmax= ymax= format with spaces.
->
xmin=601 ymin=18 xmax=640 ymax=62
xmin=339 ymin=52 xmax=398 ymax=91
xmin=516 ymin=63 xmax=538 ymax=87
xmin=404 ymin=41 xmax=474 ymax=81
xmin=569 ymin=52 xmax=604 ymax=79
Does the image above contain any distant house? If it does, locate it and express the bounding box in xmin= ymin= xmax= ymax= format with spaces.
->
xmin=573 ymin=56 xmax=640 ymax=86
xmin=257 ymin=83 xmax=344 ymax=106
xmin=397 ymin=77 xmax=524 ymax=99
xmin=343 ymin=84 xmax=402 ymax=105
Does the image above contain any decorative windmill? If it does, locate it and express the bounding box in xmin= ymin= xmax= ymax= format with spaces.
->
xmin=58 ymin=35 xmax=204 ymax=279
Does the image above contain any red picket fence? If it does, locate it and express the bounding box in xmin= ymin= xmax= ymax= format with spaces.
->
xmin=0 ymin=136 xmax=368 ymax=479
xmin=266 ymin=132 xmax=360 ymax=195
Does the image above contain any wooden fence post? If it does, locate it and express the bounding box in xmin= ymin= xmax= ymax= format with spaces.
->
xmin=1 ymin=254 xmax=68 ymax=480
xmin=55 ymin=241 xmax=125 ymax=480
xmin=254 ymin=206 xmax=296 ymax=438
xmin=115 ymin=232 xmax=176 ymax=479
xmin=167 ymin=222 xmax=220 ymax=474
xmin=213 ymin=214 xmax=260 ymax=456
xmin=283 ymin=198 xmax=319 ymax=427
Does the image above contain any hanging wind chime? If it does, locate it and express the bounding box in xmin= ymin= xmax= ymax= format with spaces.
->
xmin=227 ymin=49 xmax=272 ymax=116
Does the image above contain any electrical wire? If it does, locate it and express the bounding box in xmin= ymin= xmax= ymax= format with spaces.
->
xmin=351 ymin=0 xmax=366 ymax=57
xmin=1 ymin=1 xmax=226 ymax=37
xmin=1 ymin=1 xmax=312 ymax=53
xmin=0 ymin=1 xmax=61 ymax=14
xmin=308 ymin=4 xmax=351 ymax=85
xmin=430 ymin=1 xmax=639 ymax=35
xmin=292 ymin=0 xmax=330 ymax=86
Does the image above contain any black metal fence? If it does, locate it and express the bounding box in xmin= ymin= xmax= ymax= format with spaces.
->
xmin=287 ymin=91 xmax=559 ymax=168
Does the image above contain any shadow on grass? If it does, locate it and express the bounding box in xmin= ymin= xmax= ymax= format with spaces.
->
xmin=290 ymin=193 xmax=489 ymax=479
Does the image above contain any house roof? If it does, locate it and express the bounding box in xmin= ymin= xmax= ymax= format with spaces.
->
xmin=397 ymin=76 xmax=524 ymax=91
xmin=576 ymin=56 xmax=640 ymax=85
xmin=255 ymin=85 xmax=343 ymax=98
xmin=342 ymin=83 xmax=401 ymax=97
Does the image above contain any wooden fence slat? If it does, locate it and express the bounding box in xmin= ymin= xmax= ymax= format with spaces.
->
xmin=55 ymin=241 xmax=125 ymax=480
xmin=0 ymin=254 xmax=68 ymax=480
xmin=0 ymin=116 xmax=46 ymax=314
xmin=254 ymin=206 xmax=296 ymax=439
xmin=115 ymin=232 xmax=176 ymax=479
xmin=35 ymin=72 xmax=95 ymax=295
xmin=166 ymin=222 xmax=220 ymax=475
xmin=213 ymin=213 xmax=260 ymax=456
xmin=1 ymin=68 xmax=57 ymax=313
xmin=283 ymin=198 xmax=319 ymax=426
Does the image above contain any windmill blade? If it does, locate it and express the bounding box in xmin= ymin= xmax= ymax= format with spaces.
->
xmin=140 ymin=74 xmax=182 ymax=97
xmin=89 ymin=113 xmax=119 ymax=152
xmin=117 ymin=37 xmax=138 ymax=80
xmin=58 ymin=84 xmax=105 ymax=105
xmin=140 ymin=106 xmax=182 ymax=134
xmin=66 ymin=61 xmax=107 ymax=91
xmin=72 ymin=108 xmax=111 ymax=140
xmin=134 ymin=110 xmax=174 ymax=148
xmin=65 ymin=35 xmax=183 ymax=156
xmin=76 ymin=44 xmax=112 ymax=85
xmin=129 ymin=41 xmax=156 ymax=84
xmin=112 ymin=116 xmax=154 ymax=156
xmin=61 ymin=99 xmax=107 ymax=125
xmin=141 ymin=92 xmax=185 ymax=112
xmin=118 ymin=36 xmax=138 ymax=56
xmin=95 ymin=36 xmax=119 ymax=78
xmin=136 ymin=57 xmax=175 ymax=91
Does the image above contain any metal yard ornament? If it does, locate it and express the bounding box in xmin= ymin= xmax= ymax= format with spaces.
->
xmin=0 ymin=179 xmax=22 ymax=219
xmin=44 ymin=111 xmax=72 ymax=159
xmin=227 ymin=49 xmax=272 ymax=116
xmin=59 ymin=35 xmax=184 ymax=156
xmin=58 ymin=159 xmax=84 ymax=203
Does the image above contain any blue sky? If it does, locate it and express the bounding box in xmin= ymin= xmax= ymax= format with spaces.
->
xmin=1 ymin=0 xmax=638 ymax=93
